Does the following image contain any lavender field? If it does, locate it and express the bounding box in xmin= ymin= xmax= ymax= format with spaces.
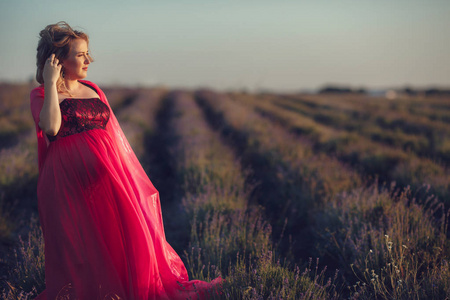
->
xmin=1 ymin=82 xmax=449 ymax=299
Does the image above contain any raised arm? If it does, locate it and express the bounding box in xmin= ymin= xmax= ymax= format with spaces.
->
xmin=39 ymin=54 xmax=62 ymax=136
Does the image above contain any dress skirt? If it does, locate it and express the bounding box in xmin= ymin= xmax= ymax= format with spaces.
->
xmin=31 ymin=82 xmax=220 ymax=300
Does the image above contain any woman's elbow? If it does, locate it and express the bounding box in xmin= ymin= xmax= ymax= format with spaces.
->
xmin=45 ymin=128 xmax=59 ymax=136
xmin=39 ymin=121 xmax=59 ymax=136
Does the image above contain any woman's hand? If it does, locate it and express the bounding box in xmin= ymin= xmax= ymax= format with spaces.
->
xmin=43 ymin=54 xmax=62 ymax=84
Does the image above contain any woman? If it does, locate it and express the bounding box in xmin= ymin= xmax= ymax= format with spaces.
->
xmin=30 ymin=22 xmax=221 ymax=300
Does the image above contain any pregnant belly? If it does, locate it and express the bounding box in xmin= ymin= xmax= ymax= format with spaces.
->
xmin=39 ymin=129 xmax=115 ymax=192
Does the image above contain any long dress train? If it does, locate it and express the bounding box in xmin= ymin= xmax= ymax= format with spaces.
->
xmin=30 ymin=80 xmax=221 ymax=299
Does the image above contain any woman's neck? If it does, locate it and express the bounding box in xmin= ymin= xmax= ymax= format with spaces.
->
xmin=64 ymin=79 xmax=79 ymax=92
xmin=62 ymin=79 xmax=81 ymax=97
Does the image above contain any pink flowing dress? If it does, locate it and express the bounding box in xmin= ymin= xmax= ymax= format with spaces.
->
xmin=30 ymin=80 xmax=221 ymax=299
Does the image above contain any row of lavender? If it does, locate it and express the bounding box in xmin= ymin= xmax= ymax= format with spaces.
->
xmin=161 ymin=91 xmax=337 ymax=298
xmin=0 ymin=83 xmax=45 ymax=298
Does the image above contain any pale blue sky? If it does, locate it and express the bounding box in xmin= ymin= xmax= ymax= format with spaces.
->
xmin=0 ymin=0 xmax=449 ymax=92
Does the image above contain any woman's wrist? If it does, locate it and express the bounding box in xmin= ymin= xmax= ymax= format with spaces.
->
xmin=44 ymin=80 xmax=58 ymax=87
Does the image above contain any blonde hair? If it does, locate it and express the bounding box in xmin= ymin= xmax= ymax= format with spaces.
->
xmin=35 ymin=21 xmax=93 ymax=93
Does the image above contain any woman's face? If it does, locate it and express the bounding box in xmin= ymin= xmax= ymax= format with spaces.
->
xmin=62 ymin=38 xmax=91 ymax=80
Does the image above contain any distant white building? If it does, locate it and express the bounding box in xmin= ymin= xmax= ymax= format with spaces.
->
xmin=385 ymin=90 xmax=398 ymax=100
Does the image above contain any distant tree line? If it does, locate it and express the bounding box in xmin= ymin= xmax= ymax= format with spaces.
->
xmin=403 ymin=87 xmax=450 ymax=97
xmin=318 ymin=85 xmax=367 ymax=94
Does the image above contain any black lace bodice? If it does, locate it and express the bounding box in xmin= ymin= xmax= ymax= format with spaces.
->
xmin=47 ymin=98 xmax=110 ymax=142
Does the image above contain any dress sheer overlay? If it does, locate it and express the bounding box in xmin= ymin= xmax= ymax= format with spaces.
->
xmin=30 ymin=80 xmax=221 ymax=299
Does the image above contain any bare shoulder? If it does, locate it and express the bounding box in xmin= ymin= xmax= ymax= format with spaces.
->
xmin=79 ymin=80 xmax=102 ymax=97
xmin=78 ymin=82 xmax=100 ymax=98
